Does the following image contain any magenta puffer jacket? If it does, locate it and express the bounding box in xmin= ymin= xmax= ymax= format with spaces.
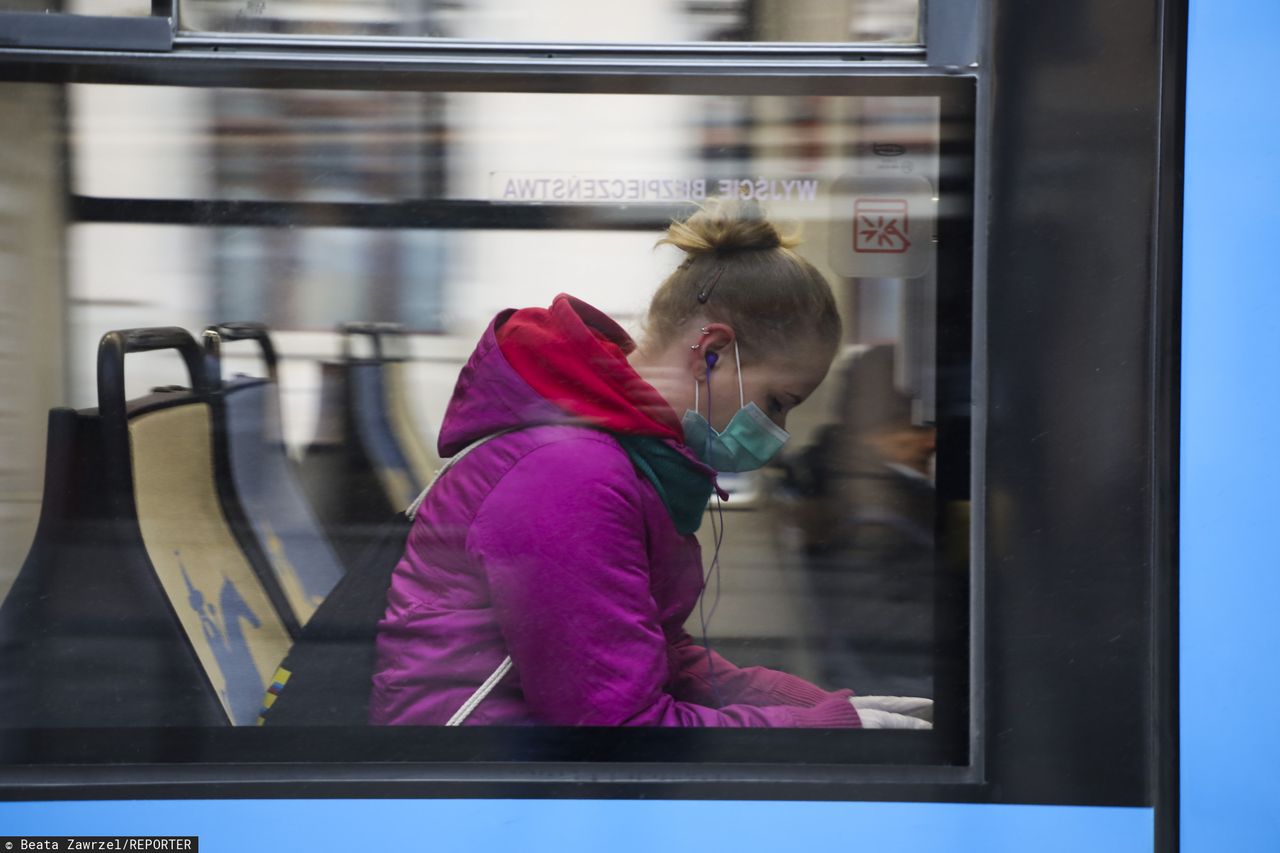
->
xmin=368 ymin=307 xmax=862 ymax=727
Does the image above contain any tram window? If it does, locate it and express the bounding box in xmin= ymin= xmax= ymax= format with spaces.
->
xmin=0 ymin=76 xmax=972 ymax=771
xmin=179 ymin=0 xmax=921 ymax=45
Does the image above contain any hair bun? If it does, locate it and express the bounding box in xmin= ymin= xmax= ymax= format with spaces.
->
xmin=659 ymin=199 xmax=798 ymax=256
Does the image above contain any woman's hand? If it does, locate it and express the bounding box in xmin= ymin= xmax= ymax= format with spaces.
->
xmin=850 ymin=695 xmax=933 ymax=729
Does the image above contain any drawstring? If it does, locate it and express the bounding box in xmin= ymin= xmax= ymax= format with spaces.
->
xmin=404 ymin=427 xmax=520 ymax=725
xmin=406 ymin=427 xmax=519 ymax=520
xmin=447 ymin=656 xmax=513 ymax=726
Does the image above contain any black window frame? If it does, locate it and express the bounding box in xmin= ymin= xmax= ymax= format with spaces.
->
xmin=0 ymin=68 xmax=979 ymax=787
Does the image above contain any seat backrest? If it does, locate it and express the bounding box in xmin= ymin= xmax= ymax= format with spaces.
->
xmin=383 ymin=359 xmax=440 ymax=488
xmin=0 ymin=327 xmax=298 ymax=727
xmin=339 ymin=321 xmax=434 ymax=509
xmin=128 ymin=398 xmax=294 ymax=725
xmin=348 ymin=360 xmax=419 ymax=511
xmin=0 ymin=404 xmax=226 ymax=726
xmin=204 ymin=324 xmax=344 ymax=627
xmin=297 ymin=323 xmax=430 ymax=571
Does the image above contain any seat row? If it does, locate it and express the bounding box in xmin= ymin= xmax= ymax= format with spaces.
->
xmin=0 ymin=322 xmax=436 ymax=726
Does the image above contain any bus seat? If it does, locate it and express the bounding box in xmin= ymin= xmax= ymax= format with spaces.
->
xmin=337 ymin=321 xmax=438 ymax=510
xmin=0 ymin=404 xmax=226 ymax=726
xmin=204 ymin=323 xmax=344 ymax=627
xmin=0 ymin=328 xmax=294 ymax=726
xmin=384 ymin=358 xmax=441 ymax=488
xmin=130 ymin=397 xmax=294 ymax=725
xmin=349 ymin=359 xmax=418 ymax=511
xmin=296 ymin=323 xmax=418 ymax=574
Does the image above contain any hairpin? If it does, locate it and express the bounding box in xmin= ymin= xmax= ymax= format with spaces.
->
xmin=696 ymin=266 xmax=725 ymax=304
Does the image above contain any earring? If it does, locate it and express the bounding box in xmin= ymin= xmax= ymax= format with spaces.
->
xmin=690 ymin=343 xmax=701 ymax=350
xmin=700 ymin=327 xmax=709 ymax=334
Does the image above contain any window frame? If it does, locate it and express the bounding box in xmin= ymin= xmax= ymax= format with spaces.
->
xmin=0 ymin=67 xmax=980 ymax=796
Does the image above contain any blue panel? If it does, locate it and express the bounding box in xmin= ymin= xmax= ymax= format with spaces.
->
xmin=1182 ymin=1 xmax=1280 ymax=851
xmin=0 ymin=800 xmax=1151 ymax=853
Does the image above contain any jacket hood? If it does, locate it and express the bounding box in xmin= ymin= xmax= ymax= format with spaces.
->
xmin=437 ymin=295 xmax=686 ymax=458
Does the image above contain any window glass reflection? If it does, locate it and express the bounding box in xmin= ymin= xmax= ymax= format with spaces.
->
xmin=0 ymin=79 xmax=963 ymax=738
xmin=178 ymin=0 xmax=920 ymax=45
xmin=1 ymin=0 xmax=150 ymax=15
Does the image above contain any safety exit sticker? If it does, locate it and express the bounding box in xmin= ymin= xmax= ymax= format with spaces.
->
xmin=830 ymin=176 xmax=936 ymax=279
xmin=853 ymin=198 xmax=912 ymax=253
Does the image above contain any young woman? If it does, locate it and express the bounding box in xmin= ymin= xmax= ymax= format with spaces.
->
xmin=370 ymin=204 xmax=930 ymax=728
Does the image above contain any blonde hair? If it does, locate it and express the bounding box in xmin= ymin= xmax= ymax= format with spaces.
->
xmin=646 ymin=200 xmax=841 ymax=362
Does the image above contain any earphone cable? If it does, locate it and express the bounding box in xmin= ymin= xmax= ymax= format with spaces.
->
xmin=697 ymin=360 xmax=726 ymax=708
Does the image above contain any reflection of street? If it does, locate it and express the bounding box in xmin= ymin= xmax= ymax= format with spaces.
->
xmin=180 ymin=1 xmax=921 ymax=44
xmin=686 ymin=503 xmax=824 ymax=685
xmin=694 ymin=466 xmax=936 ymax=698
xmin=759 ymin=342 xmax=938 ymax=699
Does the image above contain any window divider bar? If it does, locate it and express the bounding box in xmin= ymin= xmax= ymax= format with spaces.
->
xmin=170 ymin=32 xmax=925 ymax=61
xmin=923 ymin=0 xmax=984 ymax=69
xmin=70 ymin=196 xmax=699 ymax=232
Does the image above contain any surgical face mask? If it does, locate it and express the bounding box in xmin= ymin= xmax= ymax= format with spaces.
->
xmin=681 ymin=341 xmax=791 ymax=473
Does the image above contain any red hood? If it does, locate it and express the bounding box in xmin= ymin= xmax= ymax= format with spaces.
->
xmin=495 ymin=294 xmax=683 ymax=441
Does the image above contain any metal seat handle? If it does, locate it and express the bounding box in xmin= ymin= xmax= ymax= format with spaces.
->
xmin=203 ymin=321 xmax=280 ymax=386
xmin=339 ymin=321 xmax=408 ymax=362
xmin=96 ymin=327 xmax=210 ymax=512
xmin=97 ymin=327 xmax=208 ymax=422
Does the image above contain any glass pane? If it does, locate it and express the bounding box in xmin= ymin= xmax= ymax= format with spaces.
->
xmin=2 ymin=78 xmax=969 ymax=765
xmin=0 ymin=0 xmax=152 ymax=14
xmin=179 ymin=0 xmax=920 ymax=45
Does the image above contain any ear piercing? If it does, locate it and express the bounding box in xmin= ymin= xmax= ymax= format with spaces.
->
xmin=691 ymin=326 xmax=711 ymax=349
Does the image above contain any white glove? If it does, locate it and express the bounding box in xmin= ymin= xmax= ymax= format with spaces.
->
xmin=850 ymin=695 xmax=934 ymax=730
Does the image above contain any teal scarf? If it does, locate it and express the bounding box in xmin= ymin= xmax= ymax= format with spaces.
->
xmin=614 ymin=434 xmax=714 ymax=535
